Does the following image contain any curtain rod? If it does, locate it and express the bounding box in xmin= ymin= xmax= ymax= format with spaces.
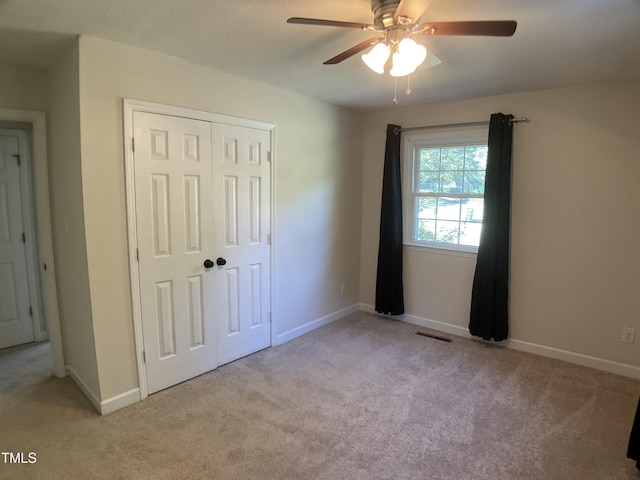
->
xmin=394 ymin=117 xmax=529 ymax=135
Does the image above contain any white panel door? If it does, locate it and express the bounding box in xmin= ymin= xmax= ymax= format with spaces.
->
xmin=134 ymin=112 xmax=217 ymax=394
xmin=0 ymin=134 xmax=34 ymax=349
xmin=212 ymin=124 xmax=271 ymax=365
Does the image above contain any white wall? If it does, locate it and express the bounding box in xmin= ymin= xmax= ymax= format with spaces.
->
xmin=76 ymin=36 xmax=364 ymax=401
xmin=360 ymin=81 xmax=640 ymax=370
xmin=47 ymin=42 xmax=101 ymax=398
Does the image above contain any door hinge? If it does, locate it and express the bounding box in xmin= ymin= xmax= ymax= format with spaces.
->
xmin=136 ymin=248 xmax=139 ymax=261
xmin=13 ymin=154 xmax=21 ymax=166
xmin=269 ymin=311 xmax=272 ymax=323
xmin=267 ymin=233 xmax=271 ymax=245
xmin=132 ymin=137 xmax=135 ymax=152
xmin=22 ymin=232 xmax=26 ymax=243
xmin=267 ymin=150 xmax=271 ymax=163
xmin=29 ymin=306 xmax=33 ymax=317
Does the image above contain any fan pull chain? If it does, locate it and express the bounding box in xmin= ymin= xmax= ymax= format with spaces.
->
xmin=393 ymin=77 xmax=398 ymax=105
xmin=393 ymin=76 xmax=414 ymax=104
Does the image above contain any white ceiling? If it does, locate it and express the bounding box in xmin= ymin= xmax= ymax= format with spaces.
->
xmin=0 ymin=0 xmax=639 ymax=110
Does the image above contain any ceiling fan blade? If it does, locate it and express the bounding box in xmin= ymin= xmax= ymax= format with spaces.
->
xmin=324 ymin=38 xmax=382 ymax=65
xmin=419 ymin=20 xmax=517 ymax=37
xmin=394 ymin=0 xmax=432 ymax=24
xmin=287 ymin=17 xmax=376 ymax=30
xmin=425 ymin=50 xmax=442 ymax=68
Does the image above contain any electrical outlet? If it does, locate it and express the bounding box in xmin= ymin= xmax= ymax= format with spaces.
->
xmin=621 ymin=327 xmax=636 ymax=344
xmin=341 ymin=282 xmax=347 ymax=295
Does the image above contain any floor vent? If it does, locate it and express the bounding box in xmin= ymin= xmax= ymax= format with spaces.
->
xmin=416 ymin=331 xmax=453 ymax=343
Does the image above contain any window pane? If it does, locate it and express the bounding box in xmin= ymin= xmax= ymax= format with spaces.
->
xmin=460 ymin=222 xmax=483 ymax=247
xmin=419 ymin=148 xmax=440 ymax=171
xmin=465 ymin=146 xmax=487 ymax=170
xmin=435 ymin=221 xmax=460 ymax=244
xmin=437 ymin=197 xmax=461 ymax=221
xmin=417 ymin=197 xmax=437 ymax=218
xmin=441 ymin=147 xmax=465 ymax=170
xmin=463 ymin=170 xmax=485 ymax=194
xmin=416 ymin=219 xmax=436 ymax=242
xmin=440 ymin=171 xmax=463 ymax=194
xmin=462 ymin=198 xmax=484 ymax=222
xmin=406 ymin=131 xmax=487 ymax=251
xmin=418 ymin=172 xmax=440 ymax=193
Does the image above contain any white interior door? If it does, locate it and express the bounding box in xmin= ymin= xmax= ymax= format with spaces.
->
xmin=133 ymin=110 xmax=272 ymax=394
xmin=213 ymin=124 xmax=271 ymax=365
xmin=0 ymin=134 xmax=34 ymax=349
xmin=134 ymin=112 xmax=217 ymax=394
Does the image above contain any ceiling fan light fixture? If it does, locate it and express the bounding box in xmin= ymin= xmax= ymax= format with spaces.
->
xmin=362 ymin=42 xmax=391 ymax=74
xmin=390 ymin=37 xmax=427 ymax=77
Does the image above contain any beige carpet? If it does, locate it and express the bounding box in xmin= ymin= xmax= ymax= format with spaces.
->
xmin=1 ymin=311 xmax=639 ymax=479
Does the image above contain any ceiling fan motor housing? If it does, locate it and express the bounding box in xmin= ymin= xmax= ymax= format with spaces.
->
xmin=371 ymin=0 xmax=402 ymax=28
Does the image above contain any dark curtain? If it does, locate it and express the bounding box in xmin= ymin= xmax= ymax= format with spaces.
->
xmin=469 ymin=113 xmax=514 ymax=341
xmin=629 ymin=397 xmax=640 ymax=470
xmin=375 ymin=124 xmax=404 ymax=315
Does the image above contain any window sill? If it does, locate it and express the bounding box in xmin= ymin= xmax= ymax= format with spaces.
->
xmin=403 ymin=243 xmax=478 ymax=259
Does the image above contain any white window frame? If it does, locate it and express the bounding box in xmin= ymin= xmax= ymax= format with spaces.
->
xmin=402 ymin=126 xmax=489 ymax=255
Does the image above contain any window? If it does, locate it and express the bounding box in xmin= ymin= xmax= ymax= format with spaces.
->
xmin=403 ymin=127 xmax=488 ymax=253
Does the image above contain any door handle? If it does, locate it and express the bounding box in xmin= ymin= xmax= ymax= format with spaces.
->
xmin=216 ymin=257 xmax=227 ymax=266
xmin=203 ymin=259 xmax=214 ymax=269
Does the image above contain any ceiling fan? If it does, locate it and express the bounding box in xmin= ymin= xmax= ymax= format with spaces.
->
xmin=287 ymin=0 xmax=516 ymax=77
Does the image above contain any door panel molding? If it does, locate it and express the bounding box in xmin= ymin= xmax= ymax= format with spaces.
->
xmin=123 ymin=99 xmax=276 ymax=401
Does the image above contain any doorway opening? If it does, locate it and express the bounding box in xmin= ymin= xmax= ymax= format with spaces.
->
xmin=0 ymin=108 xmax=64 ymax=379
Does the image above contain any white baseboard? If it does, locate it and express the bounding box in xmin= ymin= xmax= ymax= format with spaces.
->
xmin=363 ymin=304 xmax=472 ymax=338
xmin=100 ymin=388 xmax=141 ymax=415
xmin=359 ymin=304 xmax=640 ymax=380
xmin=66 ymin=365 xmax=102 ymax=414
xmin=274 ymin=304 xmax=360 ymax=346
xmin=506 ymin=339 xmax=640 ymax=380
xmin=67 ymin=365 xmax=141 ymax=415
